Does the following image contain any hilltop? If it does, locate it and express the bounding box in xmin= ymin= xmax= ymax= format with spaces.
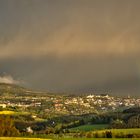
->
xmin=0 ymin=83 xmax=54 ymax=97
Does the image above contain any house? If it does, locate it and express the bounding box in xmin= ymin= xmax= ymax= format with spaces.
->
xmin=0 ymin=104 xmax=6 ymax=108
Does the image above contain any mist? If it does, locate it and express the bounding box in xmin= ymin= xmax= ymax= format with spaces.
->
xmin=0 ymin=0 xmax=140 ymax=97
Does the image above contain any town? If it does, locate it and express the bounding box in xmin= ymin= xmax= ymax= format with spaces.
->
xmin=0 ymin=83 xmax=139 ymax=117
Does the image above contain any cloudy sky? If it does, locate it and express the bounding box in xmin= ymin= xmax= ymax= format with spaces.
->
xmin=0 ymin=0 xmax=140 ymax=97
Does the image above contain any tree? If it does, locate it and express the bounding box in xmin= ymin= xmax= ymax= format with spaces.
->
xmin=0 ymin=115 xmax=20 ymax=136
xmin=105 ymin=131 xmax=112 ymax=138
xmin=127 ymin=115 xmax=140 ymax=128
xmin=110 ymin=119 xmax=126 ymax=129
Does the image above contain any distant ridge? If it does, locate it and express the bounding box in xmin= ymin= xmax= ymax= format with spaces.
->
xmin=0 ymin=83 xmax=52 ymax=97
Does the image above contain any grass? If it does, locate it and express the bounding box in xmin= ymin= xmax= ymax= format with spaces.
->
xmin=0 ymin=138 xmax=51 ymax=140
xmin=0 ymin=138 xmax=140 ymax=140
xmin=3 ymin=138 xmax=139 ymax=140
xmin=96 ymin=128 xmax=140 ymax=135
xmin=0 ymin=110 xmax=31 ymax=115
xmin=70 ymin=124 xmax=109 ymax=132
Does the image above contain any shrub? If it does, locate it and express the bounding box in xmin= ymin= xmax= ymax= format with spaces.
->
xmin=86 ymin=132 xmax=93 ymax=138
xmin=94 ymin=132 xmax=99 ymax=138
xmin=105 ymin=131 xmax=112 ymax=138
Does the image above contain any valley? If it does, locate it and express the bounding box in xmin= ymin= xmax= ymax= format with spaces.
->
xmin=0 ymin=83 xmax=140 ymax=139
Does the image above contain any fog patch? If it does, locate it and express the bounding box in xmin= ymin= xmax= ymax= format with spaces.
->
xmin=0 ymin=75 xmax=20 ymax=84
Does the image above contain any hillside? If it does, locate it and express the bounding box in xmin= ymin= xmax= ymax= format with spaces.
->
xmin=0 ymin=83 xmax=26 ymax=96
xmin=0 ymin=83 xmax=52 ymax=97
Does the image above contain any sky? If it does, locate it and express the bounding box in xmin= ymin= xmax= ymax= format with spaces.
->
xmin=0 ymin=0 xmax=140 ymax=97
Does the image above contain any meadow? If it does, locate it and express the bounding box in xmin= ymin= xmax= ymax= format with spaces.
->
xmin=70 ymin=124 xmax=109 ymax=132
xmin=0 ymin=138 xmax=51 ymax=140
xmin=94 ymin=128 xmax=140 ymax=136
xmin=0 ymin=138 xmax=140 ymax=140
xmin=0 ymin=128 xmax=140 ymax=139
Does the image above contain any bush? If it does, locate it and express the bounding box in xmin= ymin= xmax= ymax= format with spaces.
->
xmin=86 ymin=132 xmax=93 ymax=138
xmin=94 ymin=132 xmax=99 ymax=138
xmin=115 ymin=132 xmax=125 ymax=138
xmin=105 ymin=131 xmax=112 ymax=138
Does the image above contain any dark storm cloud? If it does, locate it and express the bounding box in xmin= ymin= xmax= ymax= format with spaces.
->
xmin=0 ymin=0 xmax=140 ymax=96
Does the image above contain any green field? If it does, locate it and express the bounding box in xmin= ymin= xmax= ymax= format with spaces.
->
xmin=70 ymin=124 xmax=109 ymax=131
xmin=0 ymin=138 xmax=140 ymax=140
xmin=0 ymin=138 xmax=51 ymax=140
xmin=0 ymin=129 xmax=140 ymax=139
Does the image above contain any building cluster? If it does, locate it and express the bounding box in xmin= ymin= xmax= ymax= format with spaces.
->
xmin=0 ymin=93 xmax=139 ymax=115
